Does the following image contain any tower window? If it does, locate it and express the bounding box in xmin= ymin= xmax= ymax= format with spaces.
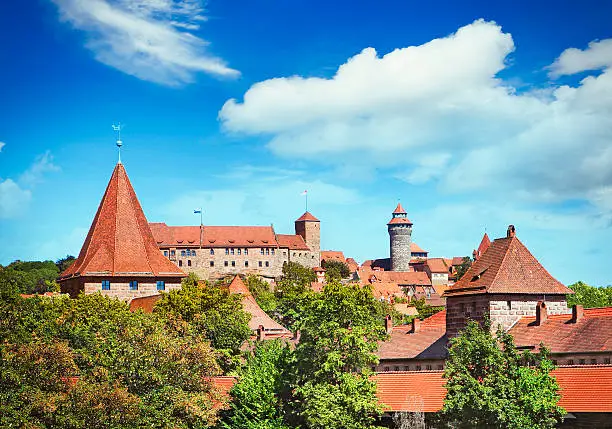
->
xmin=129 ymin=281 xmax=138 ymax=291
xmin=178 ymin=260 xmax=182 ymax=267
xmin=156 ymin=280 xmax=165 ymax=291
xmin=231 ymin=248 xmax=235 ymax=255
xmin=265 ymin=261 xmax=269 ymax=267
xmin=231 ymin=261 xmax=236 ymax=267
xmin=258 ymin=261 xmax=262 ymax=267
xmin=224 ymin=261 xmax=228 ymax=267
xmin=261 ymin=248 xmax=265 ymax=255
xmin=237 ymin=248 xmax=241 ymax=255
xmin=187 ymin=260 xmax=192 ymax=267
xmin=210 ymin=249 xmax=214 ymax=255
xmin=163 ymin=250 xmax=168 ymax=257
xmin=101 ymin=280 xmax=110 ymax=290
xmin=271 ymin=249 xmax=275 ymax=255
xmin=507 ymin=301 xmax=512 ymax=310
xmin=265 ymin=248 xmax=270 ymax=255
xmin=245 ymin=261 xmax=249 ymax=267
xmin=225 ymin=248 xmax=229 ymax=255
xmin=210 ymin=261 xmax=214 ymax=267
xmin=181 ymin=250 xmax=186 ymax=257
xmin=192 ymin=250 xmax=196 ymax=256
xmin=244 ymin=248 xmax=248 ymax=255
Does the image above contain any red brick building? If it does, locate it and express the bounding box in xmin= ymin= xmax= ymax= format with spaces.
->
xmin=58 ymin=162 xmax=186 ymax=300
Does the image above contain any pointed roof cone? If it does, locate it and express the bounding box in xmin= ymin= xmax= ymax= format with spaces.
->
xmin=393 ymin=202 xmax=407 ymax=214
xmin=59 ymin=163 xmax=185 ymax=280
xmin=296 ymin=211 xmax=319 ymax=222
xmin=445 ymin=226 xmax=571 ymax=296
xmin=474 ymin=233 xmax=491 ymax=260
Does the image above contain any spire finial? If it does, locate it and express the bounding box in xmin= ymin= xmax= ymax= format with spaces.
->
xmin=112 ymin=123 xmax=123 ymax=164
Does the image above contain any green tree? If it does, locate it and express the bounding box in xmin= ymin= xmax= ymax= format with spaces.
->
xmin=219 ymin=340 xmax=291 ymax=429
xmin=410 ymin=297 xmax=444 ymax=320
xmin=245 ymin=274 xmax=278 ymax=314
xmin=321 ymin=260 xmax=351 ymax=281
xmin=566 ymin=281 xmax=612 ymax=308
xmin=439 ymin=319 xmax=565 ymax=429
xmin=55 ymin=255 xmax=76 ymax=273
xmin=290 ymin=281 xmax=386 ymax=429
xmin=454 ymin=256 xmax=472 ymax=281
xmin=154 ymin=273 xmax=252 ymax=353
xmin=274 ymin=262 xmax=316 ymax=330
xmin=0 ymin=260 xmax=60 ymax=294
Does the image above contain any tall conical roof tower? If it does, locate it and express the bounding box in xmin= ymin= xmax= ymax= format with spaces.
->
xmin=59 ymin=162 xmax=185 ymax=299
xmin=388 ymin=203 xmax=413 ymax=272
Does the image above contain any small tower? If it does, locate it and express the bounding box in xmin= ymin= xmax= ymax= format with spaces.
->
xmin=295 ymin=211 xmax=320 ymax=262
xmin=388 ymin=203 xmax=413 ymax=272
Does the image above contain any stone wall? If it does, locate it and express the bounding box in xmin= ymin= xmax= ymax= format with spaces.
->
xmin=388 ymin=224 xmax=412 ymax=272
xmin=295 ymin=220 xmax=321 ymax=263
xmin=61 ymin=276 xmax=182 ymax=301
xmin=446 ymin=293 xmax=570 ymax=338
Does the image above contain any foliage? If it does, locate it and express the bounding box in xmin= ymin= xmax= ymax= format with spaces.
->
xmin=454 ymin=256 xmax=472 ymax=281
xmin=566 ymin=281 xmax=612 ymax=308
xmin=154 ymin=273 xmax=252 ymax=354
xmin=410 ymin=297 xmax=444 ymax=320
xmin=0 ymin=259 xmax=60 ymax=294
xmin=321 ymin=259 xmax=351 ymax=281
xmin=274 ymin=262 xmax=317 ymax=330
xmin=439 ymin=319 xmax=565 ymax=429
xmin=55 ymin=255 xmax=76 ymax=273
xmin=219 ymin=340 xmax=291 ymax=429
xmin=246 ymin=275 xmax=278 ymax=314
xmin=0 ymin=287 xmax=223 ymax=428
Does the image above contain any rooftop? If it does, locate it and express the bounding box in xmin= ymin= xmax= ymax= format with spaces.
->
xmin=296 ymin=211 xmax=319 ymax=222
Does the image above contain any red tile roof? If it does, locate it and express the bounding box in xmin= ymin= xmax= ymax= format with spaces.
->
xmin=410 ymin=243 xmax=428 ymax=254
xmin=296 ymin=211 xmax=319 ymax=222
xmin=371 ymin=282 xmax=405 ymax=300
xmin=321 ymin=250 xmax=346 ymax=263
xmin=426 ymin=258 xmax=449 ymax=274
xmin=474 ymin=232 xmax=491 ymax=260
xmin=276 ymin=234 xmax=310 ymax=250
xmin=393 ymin=203 xmax=407 ymax=214
xmin=377 ymin=311 xmax=448 ymax=361
xmin=450 ymin=256 xmax=464 ymax=266
xmin=374 ymin=366 xmax=612 ymax=413
xmin=228 ymin=276 xmax=292 ymax=337
xmin=60 ymin=163 xmax=185 ymax=280
xmin=388 ymin=217 xmax=413 ymax=226
xmin=509 ymin=307 xmax=612 ymax=354
xmin=345 ymin=257 xmax=359 ymax=272
xmin=445 ymin=232 xmax=571 ymax=297
xmin=360 ymin=270 xmax=431 ymax=287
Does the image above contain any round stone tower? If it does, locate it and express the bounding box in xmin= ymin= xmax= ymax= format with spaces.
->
xmin=387 ymin=203 xmax=413 ymax=272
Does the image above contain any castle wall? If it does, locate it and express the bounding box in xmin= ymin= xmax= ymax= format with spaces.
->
xmin=60 ymin=276 xmax=182 ymax=301
xmin=389 ymin=224 xmax=412 ymax=272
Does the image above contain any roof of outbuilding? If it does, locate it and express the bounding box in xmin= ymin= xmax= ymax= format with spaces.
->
xmin=59 ymin=163 xmax=185 ymax=280
xmin=426 ymin=258 xmax=449 ymax=274
xmin=445 ymin=231 xmax=571 ymax=296
xmin=276 ymin=234 xmax=310 ymax=250
xmin=509 ymin=307 xmax=612 ymax=354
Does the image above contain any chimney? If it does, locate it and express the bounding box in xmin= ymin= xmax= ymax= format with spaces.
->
xmin=472 ymin=249 xmax=478 ymax=261
xmin=571 ymin=305 xmax=584 ymax=323
xmin=507 ymin=225 xmax=516 ymax=238
xmin=535 ymin=301 xmax=547 ymax=326
xmin=385 ymin=315 xmax=393 ymax=334
xmin=257 ymin=325 xmax=265 ymax=341
xmin=411 ymin=317 xmax=421 ymax=333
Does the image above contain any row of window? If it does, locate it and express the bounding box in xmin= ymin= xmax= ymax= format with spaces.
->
xmin=377 ymin=364 xmax=444 ymax=372
xmin=208 ymin=260 xmax=271 ymax=268
xmin=163 ymin=248 xmax=314 ymax=259
xmin=560 ymin=357 xmax=611 ymax=365
xmin=100 ymin=280 xmax=165 ymax=291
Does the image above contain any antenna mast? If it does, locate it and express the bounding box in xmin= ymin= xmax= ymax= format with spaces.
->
xmin=112 ymin=123 xmax=123 ymax=163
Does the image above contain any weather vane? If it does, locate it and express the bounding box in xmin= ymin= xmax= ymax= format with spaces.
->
xmin=112 ymin=123 xmax=123 ymax=163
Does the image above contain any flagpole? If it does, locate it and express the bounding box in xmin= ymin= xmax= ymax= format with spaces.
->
xmin=200 ymin=210 xmax=203 ymax=249
xmin=306 ymin=192 xmax=308 ymax=212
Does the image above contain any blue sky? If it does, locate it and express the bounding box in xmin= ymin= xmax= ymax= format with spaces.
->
xmin=1 ymin=0 xmax=612 ymax=285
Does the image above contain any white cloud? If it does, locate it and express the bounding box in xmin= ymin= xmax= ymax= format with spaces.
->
xmin=51 ymin=0 xmax=239 ymax=85
xmin=0 ymin=142 xmax=5 ymax=152
xmin=549 ymin=39 xmax=612 ymax=77
xmin=0 ymin=179 xmax=32 ymax=219
xmin=219 ymin=20 xmax=612 ymax=218
xmin=0 ymin=150 xmax=60 ymax=219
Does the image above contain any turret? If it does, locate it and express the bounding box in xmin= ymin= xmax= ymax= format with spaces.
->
xmin=387 ymin=203 xmax=412 ymax=272
xmin=295 ymin=212 xmax=320 ymax=262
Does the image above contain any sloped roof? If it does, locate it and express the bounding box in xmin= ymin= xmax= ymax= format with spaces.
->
xmin=361 ymin=270 xmax=431 ymax=287
xmin=474 ymin=232 xmax=491 ymax=260
xmin=374 ymin=366 xmax=612 ymax=413
xmin=377 ymin=311 xmax=447 ymax=361
xmin=509 ymin=307 xmax=612 ymax=354
xmin=276 ymin=234 xmax=310 ymax=250
xmin=393 ymin=203 xmax=407 ymax=214
xmin=60 ymin=163 xmax=185 ymax=280
xmin=445 ymin=232 xmax=571 ymax=296
xmin=228 ymin=276 xmax=291 ymax=336
xmin=388 ymin=217 xmax=413 ymax=226
xmin=296 ymin=211 xmax=319 ymax=222
xmin=371 ymin=282 xmax=405 ymax=300
xmin=149 ymin=223 xmax=282 ymax=248
xmin=410 ymin=242 xmax=428 ymax=254
xmin=321 ymin=250 xmax=346 ymax=262
xmin=426 ymin=258 xmax=449 ymax=274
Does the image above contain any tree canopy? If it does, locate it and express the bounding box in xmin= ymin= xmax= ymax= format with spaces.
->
xmin=0 ymin=259 xmax=60 ymax=294
xmin=439 ymin=319 xmax=564 ymax=429
xmin=454 ymin=256 xmax=472 ymax=281
xmin=566 ymin=281 xmax=612 ymax=308
xmin=321 ymin=259 xmax=351 ymax=281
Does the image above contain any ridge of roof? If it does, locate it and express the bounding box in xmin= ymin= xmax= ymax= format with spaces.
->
xmin=60 ymin=163 xmax=185 ymax=280
xmin=296 ymin=211 xmax=319 ymax=222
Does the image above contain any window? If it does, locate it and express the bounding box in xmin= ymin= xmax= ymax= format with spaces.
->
xmin=265 ymin=261 xmax=269 ymax=267
xmin=259 ymin=261 xmax=262 ymax=267
xmin=260 ymin=248 xmax=265 ymax=255
xmin=181 ymin=250 xmax=186 ymax=256
xmin=101 ymin=280 xmax=110 ymax=290
xmin=170 ymin=250 xmax=175 ymax=256
xmin=224 ymin=261 xmax=229 ymax=267
xmin=265 ymin=248 xmax=269 ymax=255
xmin=507 ymin=301 xmax=512 ymax=309
xmin=394 ymin=366 xmax=400 ymax=371
xmin=129 ymin=280 xmax=138 ymax=291
xmin=437 ymin=365 xmax=444 ymax=370
xmin=225 ymin=248 xmax=229 ymax=255
xmin=231 ymin=248 xmax=235 ymax=255
xmin=245 ymin=248 xmax=248 ymax=255
xmin=293 ymin=252 xmax=296 ymax=257
xmin=210 ymin=249 xmax=215 ymax=255
xmin=271 ymin=249 xmax=275 ymax=255
xmin=567 ymin=359 xmax=574 ymax=365
xmin=404 ymin=366 xmax=410 ymax=371
xmin=384 ymin=366 xmax=390 ymax=372
xmin=283 ymin=251 xmax=286 ymax=256
xmin=156 ymin=280 xmax=165 ymax=291
xmin=579 ymin=359 xmax=585 ymax=365
xmin=426 ymin=365 xmax=432 ymax=371
xmin=192 ymin=250 xmax=196 ymax=256
xmin=163 ymin=250 xmax=168 ymax=257
xmin=185 ymin=249 xmax=191 ymax=256
xmin=178 ymin=260 xmax=182 ymax=267
xmin=210 ymin=261 xmax=214 ymax=267
xmin=553 ymin=360 xmax=558 ymax=365
xmin=231 ymin=261 xmax=236 ymax=267
xmin=605 ymin=358 xmax=611 ymax=364
xmin=187 ymin=260 xmax=192 ymax=267
xmin=237 ymin=248 xmax=241 ymax=255
xmin=245 ymin=261 xmax=249 ymax=267
xmin=591 ymin=359 xmax=597 ymax=364
xmin=415 ymin=365 xmax=421 ymax=371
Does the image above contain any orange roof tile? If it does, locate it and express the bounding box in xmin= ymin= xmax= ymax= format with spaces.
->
xmin=509 ymin=307 xmax=612 ymax=354
xmin=393 ymin=203 xmax=407 ymax=214
xmin=60 ymin=163 xmax=185 ymax=280
xmin=388 ymin=217 xmax=413 ymax=226
xmin=410 ymin=242 xmax=428 ymax=254
xmin=374 ymin=366 xmax=612 ymax=413
xmin=276 ymin=234 xmax=310 ymax=250
xmin=296 ymin=211 xmax=319 ymax=222
xmin=360 ymin=270 xmax=431 ymax=286
xmin=426 ymin=258 xmax=449 ymax=274
xmin=445 ymin=230 xmax=571 ymax=297
xmin=378 ymin=311 xmax=448 ymax=361
xmin=321 ymin=250 xmax=346 ymax=263
xmin=474 ymin=232 xmax=491 ymax=260
xmin=371 ymin=282 xmax=405 ymax=300
xmin=150 ymin=223 xmax=284 ymax=248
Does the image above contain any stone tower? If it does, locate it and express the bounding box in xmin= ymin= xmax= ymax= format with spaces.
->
xmin=388 ymin=203 xmax=412 ymax=272
xmin=295 ymin=211 xmax=321 ymax=262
